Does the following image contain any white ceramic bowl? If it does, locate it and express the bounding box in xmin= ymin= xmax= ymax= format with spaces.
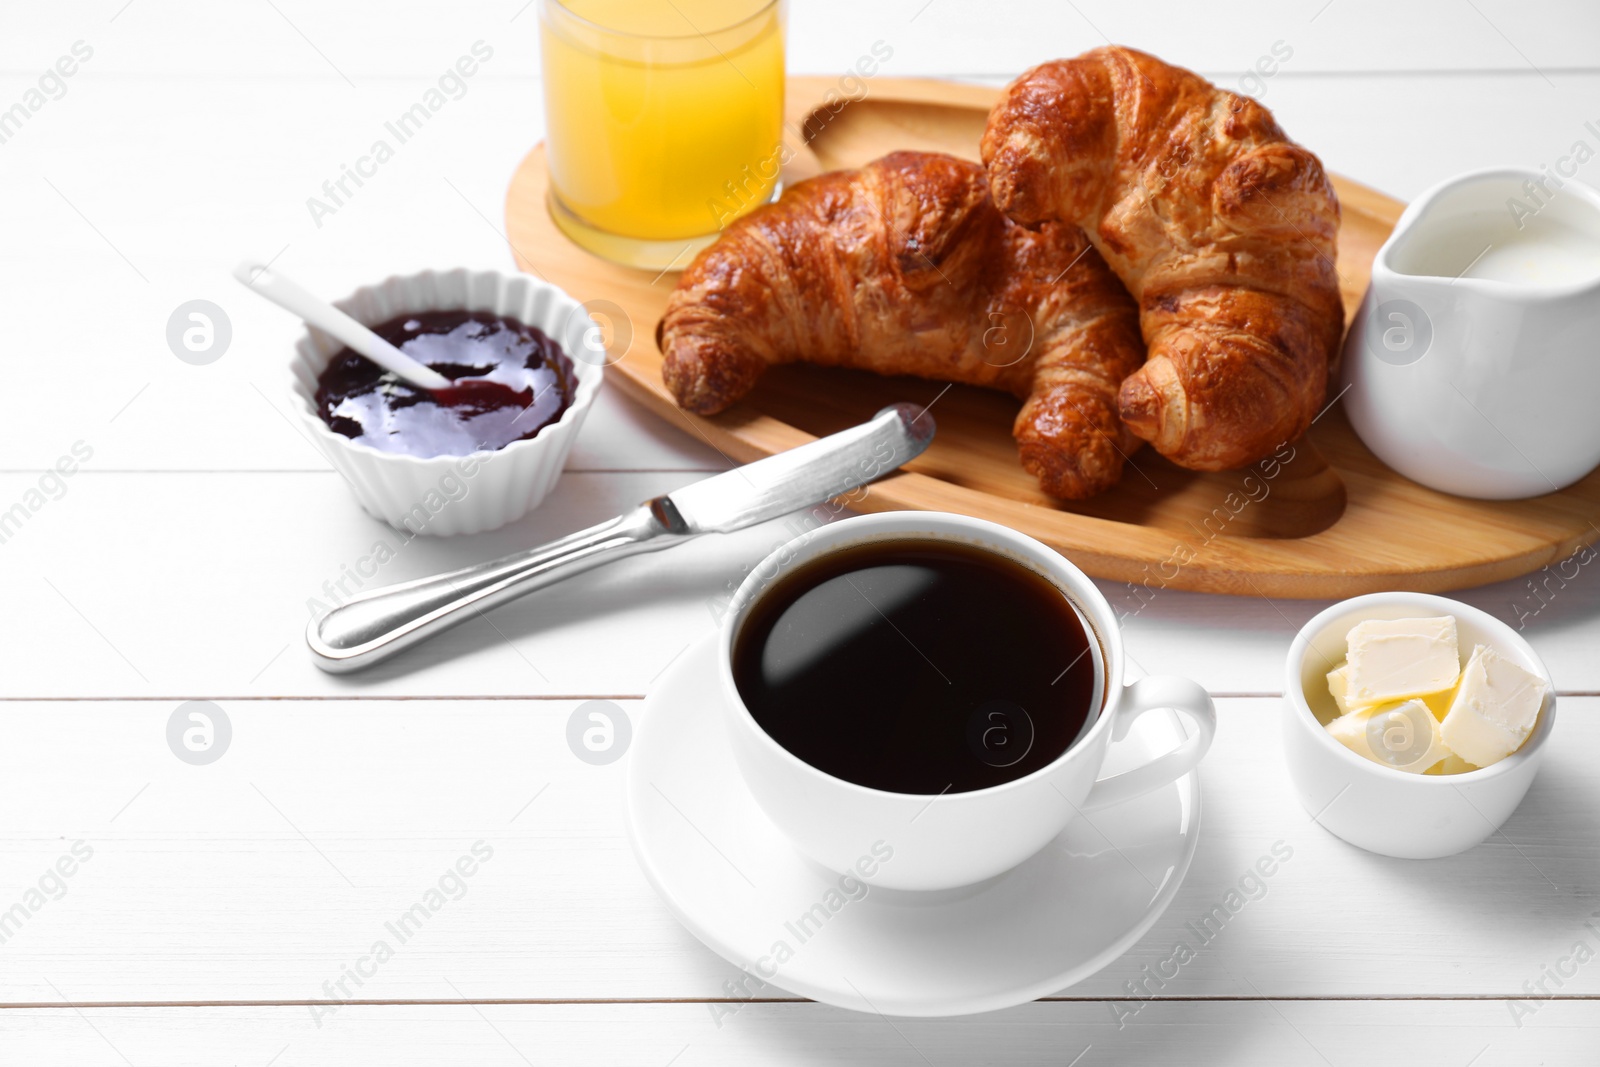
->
xmin=288 ymin=268 xmax=604 ymax=536
xmin=1282 ymin=591 xmax=1556 ymax=859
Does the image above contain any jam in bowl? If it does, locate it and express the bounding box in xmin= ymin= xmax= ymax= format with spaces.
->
xmin=288 ymin=268 xmax=605 ymax=536
xmin=313 ymin=310 xmax=577 ymax=458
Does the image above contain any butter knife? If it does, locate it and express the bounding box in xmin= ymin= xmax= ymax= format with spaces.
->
xmin=307 ymin=403 xmax=936 ymax=673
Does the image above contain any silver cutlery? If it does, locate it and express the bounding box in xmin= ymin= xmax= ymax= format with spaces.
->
xmin=307 ymin=403 xmax=936 ymax=672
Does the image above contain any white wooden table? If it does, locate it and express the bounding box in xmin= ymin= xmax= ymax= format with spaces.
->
xmin=4 ymin=1 xmax=1600 ymax=1061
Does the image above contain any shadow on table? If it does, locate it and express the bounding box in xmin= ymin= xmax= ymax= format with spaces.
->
xmin=1296 ymin=766 xmax=1600 ymax=951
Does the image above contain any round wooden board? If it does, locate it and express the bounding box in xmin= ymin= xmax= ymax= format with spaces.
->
xmin=506 ymin=75 xmax=1600 ymax=598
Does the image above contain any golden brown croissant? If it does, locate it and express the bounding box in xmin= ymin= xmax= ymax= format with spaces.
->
xmin=658 ymin=150 xmax=1146 ymax=499
xmin=982 ymin=46 xmax=1344 ymax=470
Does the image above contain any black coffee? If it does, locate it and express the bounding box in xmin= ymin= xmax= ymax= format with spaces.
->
xmin=732 ymin=539 xmax=1099 ymax=794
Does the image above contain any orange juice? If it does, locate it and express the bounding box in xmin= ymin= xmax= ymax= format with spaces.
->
xmin=540 ymin=0 xmax=786 ymax=265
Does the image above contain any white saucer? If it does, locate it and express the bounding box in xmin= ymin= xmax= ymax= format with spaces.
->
xmin=623 ymin=637 xmax=1201 ymax=1017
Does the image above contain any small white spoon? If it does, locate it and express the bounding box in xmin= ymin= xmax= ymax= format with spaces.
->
xmin=233 ymin=259 xmax=454 ymax=392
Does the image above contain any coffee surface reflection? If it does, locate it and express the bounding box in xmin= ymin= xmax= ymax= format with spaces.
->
xmin=732 ymin=540 xmax=1098 ymax=794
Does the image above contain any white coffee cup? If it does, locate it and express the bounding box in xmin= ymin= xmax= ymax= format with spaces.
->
xmin=717 ymin=511 xmax=1217 ymax=892
xmin=1341 ymin=167 xmax=1600 ymax=499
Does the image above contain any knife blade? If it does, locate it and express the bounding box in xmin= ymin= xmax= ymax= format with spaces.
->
xmin=307 ymin=402 xmax=935 ymax=673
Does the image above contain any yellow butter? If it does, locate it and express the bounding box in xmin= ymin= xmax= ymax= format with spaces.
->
xmin=1345 ymin=616 xmax=1461 ymax=703
xmin=1424 ymin=754 xmax=1480 ymax=775
xmin=1440 ymin=644 xmax=1548 ymax=767
xmin=1326 ymin=662 xmax=1366 ymax=715
xmin=1326 ymin=698 xmax=1453 ymax=774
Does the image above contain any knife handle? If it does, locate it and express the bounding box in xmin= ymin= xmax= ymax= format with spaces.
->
xmin=307 ymin=503 xmax=686 ymax=673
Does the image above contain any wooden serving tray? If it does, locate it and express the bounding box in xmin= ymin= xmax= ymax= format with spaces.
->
xmin=507 ymin=76 xmax=1600 ymax=597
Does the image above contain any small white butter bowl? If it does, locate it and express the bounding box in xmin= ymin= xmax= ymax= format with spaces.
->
xmin=287 ymin=268 xmax=604 ymax=536
xmin=1282 ymin=591 xmax=1556 ymax=859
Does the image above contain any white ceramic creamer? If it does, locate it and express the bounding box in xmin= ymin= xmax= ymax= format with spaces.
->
xmin=1342 ymin=168 xmax=1600 ymax=499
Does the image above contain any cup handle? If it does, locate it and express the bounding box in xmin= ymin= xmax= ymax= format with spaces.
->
xmin=1081 ymin=676 xmax=1217 ymax=812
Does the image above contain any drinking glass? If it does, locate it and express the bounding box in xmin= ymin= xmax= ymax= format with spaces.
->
xmin=539 ymin=0 xmax=787 ymax=269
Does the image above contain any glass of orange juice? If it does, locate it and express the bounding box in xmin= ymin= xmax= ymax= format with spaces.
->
xmin=538 ymin=0 xmax=787 ymax=270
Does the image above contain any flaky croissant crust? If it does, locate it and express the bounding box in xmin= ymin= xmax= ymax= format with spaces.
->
xmin=658 ymin=151 xmax=1146 ymax=499
xmin=982 ymin=46 xmax=1345 ymax=470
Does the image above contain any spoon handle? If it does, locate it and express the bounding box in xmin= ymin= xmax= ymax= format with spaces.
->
xmin=233 ymin=260 xmax=454 ymax=391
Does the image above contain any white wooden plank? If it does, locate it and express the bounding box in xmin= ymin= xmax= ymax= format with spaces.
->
xmin=4 ymin=468 xmax=1599 ymax=697
xmin=1 ymin=696 xmax=1594 ymax=1004
xmin=3 ymin=0 xmax=1595 ymax=78
xmin=3 ymin=470 xmax=1599 ymax=697
xmin=4 ymin=995 xmax=1600 ymax=1066
xmin=568 ymin=388 xmax=725 ymax=472
xmin=4 ymin=69 xmax=1599 ymax=473
xmin=3 ymin=0 xmax=1597 ymax=1043
xmin=0 ymin=74 xmax=721 ymax=475
xmin=1109 ymin=561 xmax=1600 ymax=696
xmin=0 ymin=470 xmax=728 ymax=698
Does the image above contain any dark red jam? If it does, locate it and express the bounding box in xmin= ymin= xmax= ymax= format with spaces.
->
xmin=314 ymin=310 xmax=576 ymax=457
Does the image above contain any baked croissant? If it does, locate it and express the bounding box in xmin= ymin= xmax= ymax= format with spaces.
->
xmin=658 ymin=150 xmax=1146 ymax=499
xmin=982 ymin=46 xmax=1344 ymax=470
